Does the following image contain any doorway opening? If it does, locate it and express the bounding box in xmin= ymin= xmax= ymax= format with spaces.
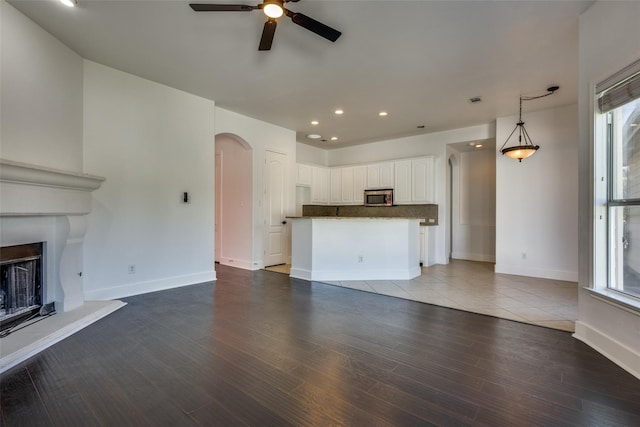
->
xmin=215 ymin=133 xmax=253 ymax=269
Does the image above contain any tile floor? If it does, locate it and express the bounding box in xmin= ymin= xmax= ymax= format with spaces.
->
xmin=267 ymin=260 xmax=578 ymax=332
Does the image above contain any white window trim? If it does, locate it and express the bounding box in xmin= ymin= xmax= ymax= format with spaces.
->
xmin=592 ymin=58 xmax=640 ymax=315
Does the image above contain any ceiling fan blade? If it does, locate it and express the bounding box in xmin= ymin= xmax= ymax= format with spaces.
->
xmin=288 ymin=12 xmax=341 ymax=42
xmin=190 ymin=4 xmax=257 ymax=12
xmin=259 ymin=19 xmax=277 ymax=51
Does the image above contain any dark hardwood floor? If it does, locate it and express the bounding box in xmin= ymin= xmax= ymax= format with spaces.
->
xmin=2 ymin=264 xmax=640 ymax=426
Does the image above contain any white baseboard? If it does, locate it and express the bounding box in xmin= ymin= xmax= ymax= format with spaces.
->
xmin=290 ymin=267 xmax=311 ymax=281
xmin=451 ymin=252 xmax=496 ymax=263
xmin=218 ymin=257 xmax=260 ymax=270
xmin=84 ymin=270 xmax=217 ymax=300
xmin=573 ymin=321 xmax=640 ymax=380
xmin=494 ymin=263 xmax=578 ymax=282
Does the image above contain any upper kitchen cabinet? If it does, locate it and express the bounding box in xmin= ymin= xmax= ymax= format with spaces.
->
xmin=330 ymin=168 xmax=343 ymax=204
xmin=310 ymin=166 xmax=330 ymax=204
xmin=296 ymin=164 xmax=312 ymax=187
xmin=394 ymin=157 xmax=434 ymax=204
xmin=352 ymin=166 xmax=367 ymax=204
xmin=330 ymin=166 xmax=365 ymax=204
xmin=366 ymin=162 xmax=394 ymax=189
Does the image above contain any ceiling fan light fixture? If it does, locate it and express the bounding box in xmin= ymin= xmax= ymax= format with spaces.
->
xmin=263 ymin=1 xmax=284 ymax=18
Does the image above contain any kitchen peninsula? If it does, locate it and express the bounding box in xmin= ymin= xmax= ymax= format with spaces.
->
xmin=289 ymin=204 xmax=437 ymax=282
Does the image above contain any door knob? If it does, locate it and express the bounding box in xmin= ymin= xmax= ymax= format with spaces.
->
xmin=282 ymin=220 xmax=287 ymax=225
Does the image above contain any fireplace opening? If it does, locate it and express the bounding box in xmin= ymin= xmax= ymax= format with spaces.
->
xmin=0 ymin=242 xmax=44 ymax=334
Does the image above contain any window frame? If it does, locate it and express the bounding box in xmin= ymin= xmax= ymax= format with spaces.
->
xmin=592 ymin=59 xmax=640 ymax=311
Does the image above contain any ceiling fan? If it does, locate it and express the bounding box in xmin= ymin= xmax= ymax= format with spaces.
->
xmin=189 ymin=0 xmax=342 ymax=51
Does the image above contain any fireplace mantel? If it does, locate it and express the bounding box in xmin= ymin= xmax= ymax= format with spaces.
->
xmin=1 ymin=157 xmax=106 ymax=313
xmin=0 ymin=158 xmax=105 ymax=217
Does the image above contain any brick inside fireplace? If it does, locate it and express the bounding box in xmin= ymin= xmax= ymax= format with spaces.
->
xmin=0 ymin=242 xmax=43 ymax=332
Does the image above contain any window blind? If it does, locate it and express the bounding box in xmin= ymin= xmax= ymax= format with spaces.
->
xmin=597 ymin=57 xmax=640 ymax=113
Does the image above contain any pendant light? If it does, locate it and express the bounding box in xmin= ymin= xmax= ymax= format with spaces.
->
xmin=500 ymin=86 xmax=559 ymax=162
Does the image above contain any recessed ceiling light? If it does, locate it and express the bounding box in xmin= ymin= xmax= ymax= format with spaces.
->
xmin=60 ymin=0 xmax=76 ymax=7
xmin=334 ymin=109 xmax=344 ymax=115
xmin=475 ymin=144 xmax=483 ymax=148
xmin=311 ymin=120 xmax=319 ymax=125
xmin=379 ymin=111 xmax=388 ymax=117
xmin=330 ymin=137 xmax=338 ymax=141
xmin=307 ymin=134 xmax=322 ymax=140
xmin=631 ymin=123 xmax=639 ymax=127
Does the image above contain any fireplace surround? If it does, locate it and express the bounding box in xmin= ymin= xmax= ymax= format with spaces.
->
xmin=0 ymin=158 xmax=125 ymax=372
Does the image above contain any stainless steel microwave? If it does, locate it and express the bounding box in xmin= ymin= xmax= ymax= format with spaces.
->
xmin=364 ymin=189 xmax=393 ymax=206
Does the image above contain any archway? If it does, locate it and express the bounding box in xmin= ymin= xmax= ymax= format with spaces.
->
xmin=215 ymin=133 xmax=253 ymax=269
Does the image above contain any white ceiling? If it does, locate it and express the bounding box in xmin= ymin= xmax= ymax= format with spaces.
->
xmin=8 ymin=0 xmax=594 ymax=149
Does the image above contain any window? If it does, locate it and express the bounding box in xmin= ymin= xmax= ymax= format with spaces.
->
xmin=596 ymin=59 xmax=640 ymax=301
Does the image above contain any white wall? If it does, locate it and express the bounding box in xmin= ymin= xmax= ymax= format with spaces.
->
xmin=495 ymin=104 xmax=579 ymax=281
xmin=215 ymin=134 xmax=253 ymax=269
xmin=214 ymin=107 xmax=297 ymax=268
xmin=575 ymin=1 xmax=640 ymax=379
xmin=0 ymin=1 xmax=83 ymax=171
xmin=82 ymin=61 xmax=216 ymax=299
xmin=451 ymin=148 xmax=496 ymax=262
xmin=296 ymin=143 xmax=328 ymax=166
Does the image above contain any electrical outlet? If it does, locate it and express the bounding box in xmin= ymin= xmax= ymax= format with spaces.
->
xmin=128 ymin=264 xmax=136 ymax=274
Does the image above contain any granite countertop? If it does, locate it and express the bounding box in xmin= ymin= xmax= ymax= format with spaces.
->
xmin=287 ymin=216 xmax=434 ymax=226
xmin=300 ymin=203 xmax=438 ymax=226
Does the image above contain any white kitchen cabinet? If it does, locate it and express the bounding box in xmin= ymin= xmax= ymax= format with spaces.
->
xmin=301 ymin=157 xmax=432 ymax=206
xmin=310 ymin=166 xmax=329 ymax=204
xmin=412 ymin=156 xmax=434 ymax=203
xmin=420 ymin=226 xmax=430 ymax=266
xmin=394 ymin=160 xmax=412 ymax=203
xmin=330 ymin=167 xmax=358 ymax=204
xmin=330 ymin=168 xmax=342 ymax=204
xmin=341 ymin=167 xmax=354 ymax=202
xmin=352 ymin=166 xmax=367 ymax=203
xmin=366 ymin=162 xmax=394 ymax=189
xmin=296 ymin=164 xmax=312 ymax=187
xmin=394 ymin=157 xmax=435 ymax=204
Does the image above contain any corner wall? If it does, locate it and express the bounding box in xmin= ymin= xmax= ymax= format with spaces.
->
xmin=82 ymin=61 xmax=216 ymax=300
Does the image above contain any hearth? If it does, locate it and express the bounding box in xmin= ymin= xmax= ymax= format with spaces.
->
xmin=0 ymin=242 xmax=43 ymax=332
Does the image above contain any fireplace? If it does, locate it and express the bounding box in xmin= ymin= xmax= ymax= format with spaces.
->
xmin=0 ymin=242 xmax=44 ymax=332
xmin=0 ymin=159 xmax=130 ymax=373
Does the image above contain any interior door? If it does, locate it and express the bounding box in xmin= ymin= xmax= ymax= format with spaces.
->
xmin=264 ymin=150 xmax=287 ymax=266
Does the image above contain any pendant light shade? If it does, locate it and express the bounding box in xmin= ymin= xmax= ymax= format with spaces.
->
xmin=500 ymin=86 xmax=559 ymax=162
